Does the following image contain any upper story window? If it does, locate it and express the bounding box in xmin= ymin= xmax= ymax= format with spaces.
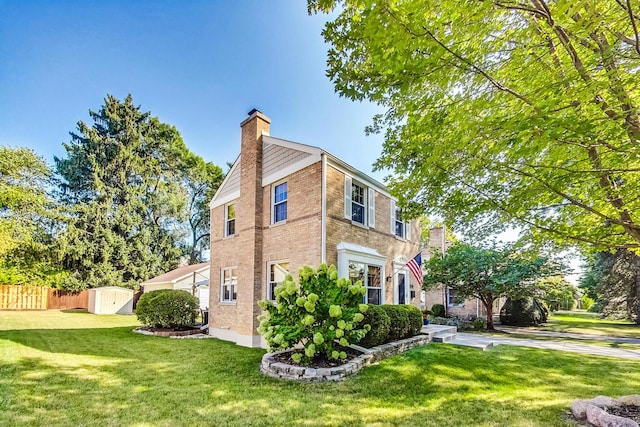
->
xmin=221 ymin=267 xmax=237 ymax=302
xmin=394 ymin=207 xmax=405 ymax=238
xmin=225 ymin=203 xmax=236 ymax=237
xmin=267 ymin=261 xmax=289 ymax=301
xmin=351 ymin=182 xmax=366 ymax=225
xmin=272 ymin=182 xmax=287 ymax=224
xmin=390 ymin=200 xmax=411 ymax=240
xmin=344 ymin=176 xmax=375 ymax=228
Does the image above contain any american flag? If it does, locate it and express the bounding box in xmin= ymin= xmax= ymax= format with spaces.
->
xmin=406 ymin=253 xmax=423 ymax=286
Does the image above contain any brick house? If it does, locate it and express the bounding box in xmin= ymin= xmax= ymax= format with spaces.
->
xmin=208 ymin=110 xmax=421 ymax=347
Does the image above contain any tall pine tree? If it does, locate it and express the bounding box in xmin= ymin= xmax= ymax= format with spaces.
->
xmin=56 ymin=95 xmax=222 ymax=290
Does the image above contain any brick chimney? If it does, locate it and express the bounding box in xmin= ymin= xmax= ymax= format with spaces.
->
xmin=237 ymin=109 xmax=270 ymax=341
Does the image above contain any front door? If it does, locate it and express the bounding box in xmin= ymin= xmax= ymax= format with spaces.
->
xmin=397 ymin=272 xmax=407 ymax=305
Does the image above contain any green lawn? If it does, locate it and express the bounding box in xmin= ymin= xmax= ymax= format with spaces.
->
xmin=541 ymin=311 xmax=640 ymax=338
xmin=2 ymin=310 xmax=640 ymax=426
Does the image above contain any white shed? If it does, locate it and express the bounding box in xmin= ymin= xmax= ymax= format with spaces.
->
xmin=88 ymin=287 xmax=134 ymax=315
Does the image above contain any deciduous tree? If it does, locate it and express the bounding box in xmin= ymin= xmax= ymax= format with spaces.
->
xmin=310 ymin=0 xmax=640 ymax=251
xmin=423 ymin=242 xmax=554 ymax=329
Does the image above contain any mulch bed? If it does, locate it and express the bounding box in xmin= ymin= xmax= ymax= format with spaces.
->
xmin=272 ymin=347 xmax=363 ymax=369
xmin=606 ymin=405 xmax=640 ymax=423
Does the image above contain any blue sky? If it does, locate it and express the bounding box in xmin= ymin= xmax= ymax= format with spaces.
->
xmin=0 ymin=1 xmax=385 ymax=179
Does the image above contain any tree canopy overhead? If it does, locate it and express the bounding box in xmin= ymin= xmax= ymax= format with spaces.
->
xmin=310 ymin=0 xmax=640 ymax=251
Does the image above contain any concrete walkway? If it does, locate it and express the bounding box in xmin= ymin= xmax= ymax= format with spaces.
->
xmin=453 ymin=332 xmax=640 ymax=360
xmin=494 ymin=326 xmax=640 ymax=344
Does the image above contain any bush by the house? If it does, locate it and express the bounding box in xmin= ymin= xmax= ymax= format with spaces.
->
xmin=136 ymin=289 xmax=198 ymax=329
xmin=381 ymin=305 xmax=412 ymax=341
xmin=500 ymin=297 xmax=547 ymax=326
xmin=358 ymin=304 xmax=391 ymax=348
xmin=473 ymin=318 xmax=486 ymax=330
xmin=402 ymin=304 xmax=423 ymax=336
xmin=431 ymin=303 xmax=446 ymax=318
xmin=257 ymin=264 xmax=369 ymax=365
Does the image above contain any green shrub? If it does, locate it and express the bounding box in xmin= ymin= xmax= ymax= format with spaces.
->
xmin=472 ymin=318 xmax=486 ymax=330
xmin=581 ymin=295 xmax=595 ymax=310
xmin=358 ymin=304 xmax=390 ymax=348
xmin=401 ymin=304 xmax=423 ymax=336
xmin=257 ymin=264 xmax=369 ymax=365
xmin=382 ymin=305 xmax=411 ymax=341
xmin=500 ymin=297 xmax=546 ymax=326
xmin=431 ymin=303 xmax=446 ymax=318
xmin=136 ymin=289 xmax=198 ymax=329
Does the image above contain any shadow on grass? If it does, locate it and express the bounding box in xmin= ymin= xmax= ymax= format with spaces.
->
xmin=3 ymin=328 xmax=640 ymax=426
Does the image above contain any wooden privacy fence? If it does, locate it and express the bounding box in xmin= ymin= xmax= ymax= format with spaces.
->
xmin=48 ymin=289 xmax=89 ymax=310
xmin=0 ymin=285 xmax=48 ymax=310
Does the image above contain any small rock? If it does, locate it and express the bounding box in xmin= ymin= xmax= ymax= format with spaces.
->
xmin=598 ymin=412 xmax=639 ymax=427
xmin=592 ymin=396 xmax=619 ymax=408
xmin=619 ymin=395 xmax=640 ymax=406
xmin=587 ymin=404 xmax=605 ymax=426
xmin=571 ymin=400 xmax=591 ymax=419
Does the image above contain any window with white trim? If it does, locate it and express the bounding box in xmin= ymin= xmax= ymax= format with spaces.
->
xmin=272 ymin=182 xmax=287 ymax=224
xmin=351 ymin=182 xmax=366 ymax=225
xmin=225 ymin=203 xmax=235 ymax=237
xmin=221 ymin=267 xmax=237 ymax=302
xmin=344 ymin=176 xmax=375 ymax=227
xmin=349 ymin=262 xmax=382 ymax=305
xmin=267 ymin=261 xmax=289 ymax=301
xmin=447 ymin=287 xmax=463 ymax=306
xmin=390 ymin=200 xmax=411 ymax=240
xmin=394 ymin=206 xmax=405 ymax=238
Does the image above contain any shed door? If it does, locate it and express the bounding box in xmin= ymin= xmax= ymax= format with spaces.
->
xmin=100 ymin=290 xmax=117 ymax=314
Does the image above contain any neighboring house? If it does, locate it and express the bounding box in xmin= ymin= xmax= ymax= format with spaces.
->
xmin=208 ymin=110 xmax=421 ymax=348
xmin=422 ymin=227 xmax=503 ymax=320
xmin=140 ymin=263 xmax=210 ymax=310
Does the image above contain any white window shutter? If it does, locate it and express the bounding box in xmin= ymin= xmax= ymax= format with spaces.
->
xmin=406 ymin=220 xmax=412 ymax=241
xmin=344 ymin=175 xmax=352 ymax=220
xmin=368 ymin=188 xmax=375 ymax=228
xmin=390 ymin=200 xmax=396 ymax=234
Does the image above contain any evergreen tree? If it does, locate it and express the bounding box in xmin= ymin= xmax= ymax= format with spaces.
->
xmin=56 ymin=95 xmax=221 ymax=290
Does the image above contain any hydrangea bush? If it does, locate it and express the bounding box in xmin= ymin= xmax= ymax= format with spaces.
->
xmin=257 ymin=263 xmax=370 ymax=365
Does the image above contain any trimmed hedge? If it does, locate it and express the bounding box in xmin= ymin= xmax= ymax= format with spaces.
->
xmin=402 ymin=304 xmax=423 ymax=336
xmin=359 ymin=304 xmax=391 ymax=348
xmin=136 ymin=289 xmax=199 ymax=329
xmin=381 ymin=305 xmax=411 ymax=341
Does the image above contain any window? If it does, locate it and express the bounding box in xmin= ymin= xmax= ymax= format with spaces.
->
xmin=390 ymin=200 xmax=410 ymax=240
xmin=221 ymin=267 xmax=237 ymax=302
xmin=225 ymin=204 xmax=235 ymax=237
xmin=447 ymin=287 xmax=463 ymax=306
xmin=349 ymin=262 xmax=382 ymax=305
xmin=272 ymin=182 xmax=287 ymax=223
xmin=344 ymin=176 xmax=375 ymax=227
xmin=394 ymin=207 xmax=405 ymax=238
xmin=351 ymin=182 xmax=366 ymax=225
xmin=267 ymin=261 xmax=289 ymax=301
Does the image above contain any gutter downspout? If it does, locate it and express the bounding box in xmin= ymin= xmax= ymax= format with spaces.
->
xmin=321 ymin=153 xmax=327 ymax=264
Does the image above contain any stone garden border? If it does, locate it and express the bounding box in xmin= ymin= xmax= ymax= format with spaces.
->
xmin=260 ymin=334 xmax=432 ymax=382
xmin=571 ymin=395 xmax=640 ymax=427
xmin=133 ymin=327 xmax=202 ymax=337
